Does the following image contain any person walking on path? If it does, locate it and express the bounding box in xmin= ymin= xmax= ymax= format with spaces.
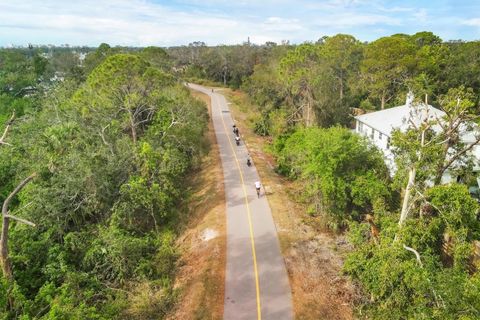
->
xmin=255 ymin=181 xmax=261 ymax=198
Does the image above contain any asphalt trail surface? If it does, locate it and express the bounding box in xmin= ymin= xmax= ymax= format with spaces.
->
xmin=188 ymin=84 xmax=293 ymax=320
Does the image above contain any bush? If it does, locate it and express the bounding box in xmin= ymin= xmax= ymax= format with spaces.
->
xmin=275 ymin=126 xmax=390 ymax=227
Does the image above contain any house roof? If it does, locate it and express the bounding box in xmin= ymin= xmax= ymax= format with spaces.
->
xmin=354 ymin=103 xmax=446 ymax=137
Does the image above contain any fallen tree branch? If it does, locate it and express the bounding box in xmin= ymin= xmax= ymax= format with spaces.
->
xmin=4 ymin=214 xmax=36 ymax=227
xmin=1 ymin=173 xmax=36 ymax=279
xmin=2 ymin=173 xmax=36 ymax=215
xmin=403 ymin=244 xmax=444 ymax=308
xmin=403 ymin=244 xmax=423 ymax=267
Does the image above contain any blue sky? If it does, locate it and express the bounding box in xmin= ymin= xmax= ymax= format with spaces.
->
xmin=0 ymin=0 xmax=479 ymax=47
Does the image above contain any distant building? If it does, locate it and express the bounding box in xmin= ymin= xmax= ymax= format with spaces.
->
xmin=354 ymin=92 xmax=480 ymax=188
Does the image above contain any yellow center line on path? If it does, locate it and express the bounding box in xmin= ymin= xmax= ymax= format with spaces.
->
xmin=214 ymin=93 xmax=262 ymax=320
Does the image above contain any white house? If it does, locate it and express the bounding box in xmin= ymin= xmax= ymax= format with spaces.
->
xmin=354 ymin=93 xmax=480 ymax=189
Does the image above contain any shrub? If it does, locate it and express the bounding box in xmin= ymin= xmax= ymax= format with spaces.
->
xmin=275 ymin=126 xmax=390 ymax=227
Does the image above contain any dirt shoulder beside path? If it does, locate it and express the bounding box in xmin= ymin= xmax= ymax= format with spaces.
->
xmin=223 ymin=89 xmax=358 ymax=320
xmin=166 ymin=90 xmax=226 ymax=320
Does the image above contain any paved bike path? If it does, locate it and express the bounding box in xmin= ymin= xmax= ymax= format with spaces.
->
xmin=188 ymin=84 xmax=293 ymax=320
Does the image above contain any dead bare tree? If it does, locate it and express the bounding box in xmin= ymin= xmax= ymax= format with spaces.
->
xmin=433 ymin=95 xmax=480 ymax=185
xmin=109 ymin=85 xmax=158 ymax=144
xmin=0 ymin=112 xmax=15 ymax=146
xmin=0 ymin=114 xmax=36 ymax=279
xmin=0 ymin=173 xmax=36 ymax=279
xmin=398 ymin=113 xmax=432 ymax=228
xmin=398 ymin=92 xmax=480 ymax=229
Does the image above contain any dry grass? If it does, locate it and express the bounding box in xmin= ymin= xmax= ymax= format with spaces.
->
xmin=222 ymin=88 xmax=358 ymax=320
xmin=166 ymin=90 xmax=226 ymax=320
xmin=121 ymin=282 xmax=173 ymax=319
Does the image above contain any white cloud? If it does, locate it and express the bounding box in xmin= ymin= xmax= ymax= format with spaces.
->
xmin=412 ymin=8 xmax=428 ymax=23
xmin=262 ymin=17 xmax=303 ymax=32
xmin=0 ymin=0 xmax=246 ymax=46
xmin=380 ymin=6 xmax=414 ymax=13
xmin=312 ymin=13 xmax=401 ymax=28
xmin=462 ymin=18 xmax=480 ymax=27
xmin=0 ymin=0 xmax=475 ymax=46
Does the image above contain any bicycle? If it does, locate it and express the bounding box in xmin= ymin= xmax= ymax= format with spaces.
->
xmin=255 ymin=181 xmax=261 ymax=198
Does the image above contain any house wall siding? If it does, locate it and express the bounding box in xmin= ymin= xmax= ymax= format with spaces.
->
xmin=355 ymin=120 xmax=396 ymax=172
xmin=356 ymin=120 xmax=389 ymax=151
xmin=355 ymin=111 xmax=480 ymax=189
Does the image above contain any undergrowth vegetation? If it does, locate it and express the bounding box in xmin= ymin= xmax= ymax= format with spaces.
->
xmin=0 ymin=46 xmax=207 ymax=319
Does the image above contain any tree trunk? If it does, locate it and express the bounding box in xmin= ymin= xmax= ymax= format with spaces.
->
xmin=434 ymin=165 xmax=445 ymax=186
xmin=434 ymin=139 xmax=480 ymax=185
xmin=339 ymin=79 xmax=344 ymax=100
xmin=381 ymin=94 xmax=386 ymax=110
xmin=399 ymin=167 xmax=416 ymax=227
xmin=303 ymin=85 xmax=316 ymax=127
xmin=0 ymin=174 xmax=36 ymax=279
xmin=0 ymin=112 xmax=15 ymax=146
xmin=222 ymin=65 xmax=228 ymax=86
xmin=434 ymin=137 xmax=452 ymax=185
xmin=304 ymin=100 xmax=316 ymax=127
xmin=129 ymin=111 xmax=137 ymax=144
xmin=306 ymin=102 xmax=311 ymax=127
xmin=0 ymin=216 xmax=11 ymax=279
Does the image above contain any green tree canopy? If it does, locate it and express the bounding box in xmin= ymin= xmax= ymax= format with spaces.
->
xmin=360 ymin=35 xmax=417 ymax=110
xmin=275 ymin=126 xmax=390 ymax=228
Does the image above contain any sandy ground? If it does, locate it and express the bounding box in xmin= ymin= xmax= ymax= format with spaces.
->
xmin=166 ymin=91 xmax=226 ymax=320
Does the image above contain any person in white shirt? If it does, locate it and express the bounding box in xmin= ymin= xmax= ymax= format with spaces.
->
xmin=255 ymin=181 xmax=261 ymax=198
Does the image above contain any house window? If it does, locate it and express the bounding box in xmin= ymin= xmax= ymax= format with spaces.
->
xmin=379 ymin=132 xmax=383 ymax=140
xmin=370 ymin=128 xmax=374 ymax=139
xmin=386 ymin=137 xmax=390 ymax=149
xmin=357 ymin=121 xmax=363 ymax=133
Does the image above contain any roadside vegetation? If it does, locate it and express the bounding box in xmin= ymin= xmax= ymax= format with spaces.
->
xmin=170 ymin=32 xmax=480 ymax=319
xmin=0 ymin=45 xmax=208 ymax=318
